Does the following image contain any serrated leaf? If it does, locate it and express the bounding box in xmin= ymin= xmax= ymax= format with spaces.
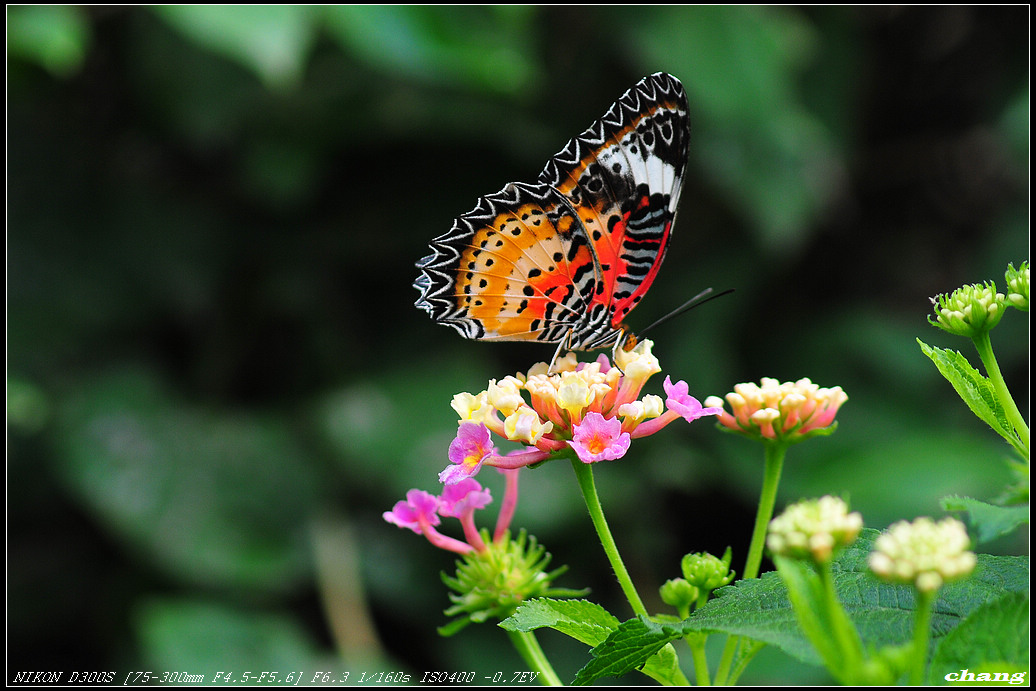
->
xmin=673 ymin=531 xmax=1028 ymax=666
xmin=499 ymin=598 xmax=619 ymax=647
xmin=917 ymin=340 xmax=1018 ymax=450
xmin=928 ymin=592 xmax=1029 ymax=684
xmin=942 ymin=495 xmax=1030 ymax=544
xmin=572 ymin=617 xmax=683 ymax=686
xmin=501 ymin=600 xmax=682 ymax=685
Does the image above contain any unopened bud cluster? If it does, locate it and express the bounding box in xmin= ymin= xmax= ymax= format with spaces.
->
xmin=681 ymin=549 xmax=735 ymax=592
xmin=1004 ymin=261 xmax=1029 ymax=311
xmin=868 ymin=517 xmax=976 ymax=593
xmin=767 ymin=496 xmax=864 ymax=564
xmin=929 ymin=282 xmax=1006 ymax=337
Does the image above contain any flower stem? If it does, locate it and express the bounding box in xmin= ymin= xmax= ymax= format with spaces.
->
xmin=972 ymin=331 xmax=1029 ymax=454
xmin=507 ymin=629 xmax=563 ymax=686
xmin=570 ymin=458 xmax=648 ymax=617
xmin=688 ymin=634 xmax=711 ymax=686
xmin=909 ymin=589 xmax=937 ymax=686
xmin=495 ymin=468 xmax=520 ymax=541
xmin=714 ymin=442 xmax=787 ymax=684
xmin=744 ymin=442 xmax=787 ymax=580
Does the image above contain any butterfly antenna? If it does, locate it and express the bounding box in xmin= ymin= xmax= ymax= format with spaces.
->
xmin=637 ymin=288 xmax=734 ymax=337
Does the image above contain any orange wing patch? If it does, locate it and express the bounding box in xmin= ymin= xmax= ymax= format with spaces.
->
xmin=447 ymin=187 xmax=597 ymax=341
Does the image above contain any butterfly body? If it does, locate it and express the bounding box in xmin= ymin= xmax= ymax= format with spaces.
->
xmin=414 ymin=72 xmax=689 ymax=354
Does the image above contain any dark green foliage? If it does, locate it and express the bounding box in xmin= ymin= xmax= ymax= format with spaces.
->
xmin=9 ymin=5 xmax=1027 ymax=680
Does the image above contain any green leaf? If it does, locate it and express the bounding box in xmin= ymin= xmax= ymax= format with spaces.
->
xmin=928 ymin=592 xmax=1029 ymax=685
xmin=640 ymin=642 xmax=684 ymax=687
xmin=136 ymin=598 xmax=336 ymax=676
xmin=624 ymin=530 xmax=1028 ymax=669
xmin=323 ymin=6 xmax=539 ymax=95
xmin=7 ymin=5 xmax=91 ymax=77
xmin=501 ymin=599 xmax=682 ymax=685
xmin=772 ymin=556 xmax=847 ymax=678
xmin=499 ymin=598 xmax=619 ymax=647
xmin=917 ymin=339 xmax=1020 ymax=452
xmin=571 ymin=617 xmax=684 ymax=686
xmin=7 ymin=376 xmax=50 ymax=434
xmin=942 ymin=495 xmax=1030 ymax=544
xmin=51 ymin=368 xmax=323 ymax=592
xmin=153 ymin=6 xmax=317 ymax=89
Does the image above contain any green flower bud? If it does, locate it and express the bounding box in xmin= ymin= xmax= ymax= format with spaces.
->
xmin=868 ymin=517 xmax=976 ymax=593
xmin=659 ymin=578 xmax=699 ymax=611
xmin=767 ymin=496 xmax=864 ymax=564
xmin=929 ymin=281 xmax=1006 ymax=337
xmin=681 ymin=547 xmax=735 ymax=593
xmin=1004 ymin=261 xmax=1029 ymax=311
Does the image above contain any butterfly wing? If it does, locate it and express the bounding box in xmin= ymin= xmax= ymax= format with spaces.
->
xmin=538 ymin=72 xmax=689 ymax=348
xmin=415 ymin=73 xmax=689 ymax=350
xmin=414 ymin=182 xmax=604 ymax=343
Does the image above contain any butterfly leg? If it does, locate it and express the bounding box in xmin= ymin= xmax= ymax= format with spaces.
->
xmin=609 ymin=327 xmax=636 ymax=375
xmin=547 ymin=330 xmax=575 ymax=375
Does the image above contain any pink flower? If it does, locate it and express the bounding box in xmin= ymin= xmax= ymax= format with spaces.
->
xmin=438 ymin=478 xmax=492 ymax=551
xmin=383 ymin=489 xmax=476 ymax=555
xmin=438 ymin=478 xmax=492 ymax=518
xmin=441 ymin=422 xmax=498 ymax=484
xmin=664 ymin=376 xmax=723 ymax=422
xmin=568 ymin=412 xmax=631 ymax=464
xmin=383 ymin=489 xmax=441 ymax=534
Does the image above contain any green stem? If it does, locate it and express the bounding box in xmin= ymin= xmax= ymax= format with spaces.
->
xmin=713 ymin=640 xmax=734 ymax=685
xmin=726 ymin=640 xmax=764 ymax=686
xmin=909 ymin=590 xmax=937 ymax=686
xmin=744 ymin=442 xmax=787 ymax=580
xmin=689 ymin=636 xmax=711 ymax=686
xmin=714 ymin=442 xmax=787 ymax=684
xmin=507 ymin=630 xmax=563 ymax=686
xmin=972 ymin=331 xmax=1029 ymax=453
xmin=570 ymin=459 xmax=648 ymax=617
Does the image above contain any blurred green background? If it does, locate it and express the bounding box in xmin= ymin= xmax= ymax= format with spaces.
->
xmin=8 ymin=5 xmax=1028 ymax=685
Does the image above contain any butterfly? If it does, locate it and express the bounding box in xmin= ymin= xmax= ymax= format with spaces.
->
xmin=414 ymin=72 xmax=690 ymax=365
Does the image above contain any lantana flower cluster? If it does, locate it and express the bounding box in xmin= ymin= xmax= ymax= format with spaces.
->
xmin=440 ymin=340 xmax=721 ymax=484
xmin=768 ymin=496 xmax=864 ymax=564
xmin=869 ymin=517 xmax=977 ymax=593
xmin=705 ymin=377 xmax=847 ymax=444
